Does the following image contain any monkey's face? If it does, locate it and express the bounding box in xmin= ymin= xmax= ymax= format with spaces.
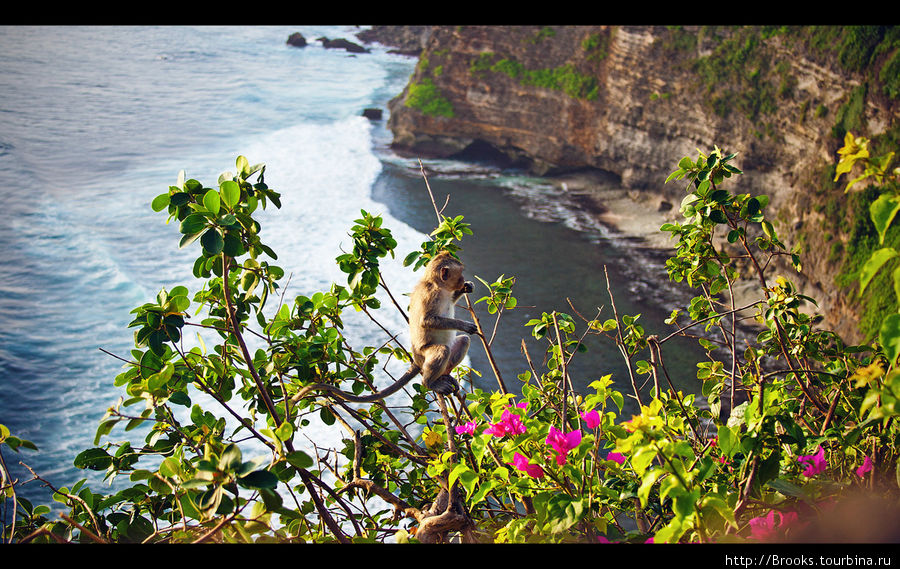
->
xmin=440 ymin=265 xmax=467 ymax=292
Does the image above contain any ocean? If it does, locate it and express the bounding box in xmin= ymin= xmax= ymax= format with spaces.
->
xmin=0 ymin=25 xmax=700 ymax=506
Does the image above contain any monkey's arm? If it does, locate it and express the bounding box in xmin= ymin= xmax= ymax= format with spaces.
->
xmin=452 ymin=281 xmax=475 ymax=301
xmin=423 ymin=315 xmax=478 ymax=335
xmin=289 ymin=365 xmax=420 ymax=404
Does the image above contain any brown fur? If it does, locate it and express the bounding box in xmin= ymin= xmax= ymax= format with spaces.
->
xmin=291 ymin=252 xmax=476 ymax=402
xmin=408 ymin=253 xmax=477 ymax=394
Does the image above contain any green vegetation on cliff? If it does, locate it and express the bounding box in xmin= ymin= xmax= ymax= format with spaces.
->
xmin=658 ymin=26 xmax=899 ymax=135
xmin=470 ymin=52 xmax=599 ymax=101
xmin=656 ymin=26 xmax=899 ymax=340
xmin=404 ymin=77 xmax=454 ymax=118
xmin=405 ymin=54 xmax=455 ymax=118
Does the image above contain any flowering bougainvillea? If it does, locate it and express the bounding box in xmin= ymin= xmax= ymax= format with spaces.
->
xmin=545 ymin=426 xmax=582 ymax=465
xmin=798 ymin=446 xmax=827 ymax=478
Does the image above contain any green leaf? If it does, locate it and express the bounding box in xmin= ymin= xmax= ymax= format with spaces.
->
xmin=179 ymin=231 xmax=204 ymax=250
xmin=275 ymin=421 xmax=293 ymax=442
xmin=870 ymin=194 xmax=900 ymax=245
xmin=893 ymin=265 xmax=900 ymax=309
xmin=637 ymin=467 xmax=665 ymax=507
xmin=449 ymin=464 xmax=478 ymax=498
xmin=169 ymin=391 xmax=191 ymax=407
xmin=159 ymin=457 xmax=182 ymax=478
xmin=201 ymin=229 xmax=224 ymax=255
xmin=236 ymin=155 xmax=249 ymax=176
xmin=859 ymin=248 xmax=898 ymax=295
xmin=222 ymin=232 xmax=244 ymax=257
xmin=631 ymin=445 xmax=657 ymax=476
xmin=74 ymin=447 xmax=113 ymax=471
xmin=179 ymin=213 xmax=207 ymax=235
xmin=767 ymin=478 xmax=813 ymax=503
xmin=238 ymin=470 xmax=279 ymax=490
xmin=219 ymin=444 xmax=243 ymax=471
xmin=221 ymin=180 xmax=241 ymax=209
xmin=880 ymin=313 xmax=900 ymax=364
xmin=151 ymin=193 xmax=170 ymax=212
xmin=203 ymin=189 xmax=221 ymax=215
xmin=286 ymin=450 xmax=314 ymax=470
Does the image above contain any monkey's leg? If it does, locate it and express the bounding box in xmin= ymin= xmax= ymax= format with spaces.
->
xmin=429 ymin=336 xmax=471 ymax=395
xmin=421 ymin=344 xmax=459 ymax=395
xmin=446 ymin=335 xmax=470 ymax=369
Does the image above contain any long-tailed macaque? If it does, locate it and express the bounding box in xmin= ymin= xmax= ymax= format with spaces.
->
xmin=290 ymin=252 xmax=478 ymax=403
xmin=408 ymin=251 xmax=478 ymax=395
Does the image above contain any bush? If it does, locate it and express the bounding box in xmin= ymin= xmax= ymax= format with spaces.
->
xmin=2 ymin=148 xmax=899 ymax=544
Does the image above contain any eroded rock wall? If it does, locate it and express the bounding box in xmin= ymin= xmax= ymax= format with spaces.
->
xmin=381 ymin=25 xmax=899 ymax=342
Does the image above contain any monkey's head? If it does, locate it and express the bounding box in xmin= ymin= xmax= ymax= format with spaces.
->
xmin=428 ymin=252 xmax=468 ymax=291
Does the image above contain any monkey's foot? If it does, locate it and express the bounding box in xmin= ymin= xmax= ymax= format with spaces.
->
xmin=428 ymin=375 xmax=459 ymax=396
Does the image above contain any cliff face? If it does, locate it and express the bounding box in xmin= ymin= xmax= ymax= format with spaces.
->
xmin=389 ymin=26 xmax=865 ymax=193
xmin=384 ymin=25 xmax=899 ymax=342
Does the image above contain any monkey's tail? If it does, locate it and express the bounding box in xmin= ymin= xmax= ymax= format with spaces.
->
xmin=289 ymin=365 xmax=421 ymax=404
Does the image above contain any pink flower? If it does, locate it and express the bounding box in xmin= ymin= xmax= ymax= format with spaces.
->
xmin=856 ymin=456 xmax=873 ymax=478
xmin=798 ymin=446 xmax=827 ymax=477
xmin=484 ymin=409 xmax=526 ymax=438
xmin=486 ymin=411 xmax=522 ymax=437
xmin=546 ymin=426 xmax=582 ymax=465
xmin=605 ymin=451 xmax=626 ymax=465
xmin=455 ymin=421 xmax=476 ymax=436
xmin=510 ymin=452 xmax=544 ymax=478
xmin=596 ymin=536 xmax=611 ymax=543
xmin=581 ymin=409 xmax=601 ymax=429
xmin=749 ymin=510 xmax=781 ymax=541
xmin=748 ymin=510 xmax=803 ymax=541
xmin=780 ymin=511 xmax=800 ymax=527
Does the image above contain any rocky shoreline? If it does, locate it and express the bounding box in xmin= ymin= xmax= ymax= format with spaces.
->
xmin=543 ymin=170 xmax=768 ymax=330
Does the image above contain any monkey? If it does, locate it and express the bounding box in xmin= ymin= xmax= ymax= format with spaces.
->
xmin=289 ymin=251 xmax=478 ymax=403
xmin=407 ymin=251 xmax=478 ymax=395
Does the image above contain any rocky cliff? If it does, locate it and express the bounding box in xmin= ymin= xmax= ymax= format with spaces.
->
xmin=373 ymin=25 xmax=900 ymax=342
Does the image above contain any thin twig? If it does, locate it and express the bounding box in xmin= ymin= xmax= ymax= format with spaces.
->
xmin=604 ymin=265 xmax=642 ymax=407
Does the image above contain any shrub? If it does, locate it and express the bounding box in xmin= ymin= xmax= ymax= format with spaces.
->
xmin=3 ymin=147 xmax=899 ymax=544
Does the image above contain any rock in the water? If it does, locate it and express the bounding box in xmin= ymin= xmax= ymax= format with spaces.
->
xmin=286 ymin=32 xmax=307 ymax=47
xmin=356 ymin=26 xmax=432 ymax=56
xmin=317 ymin=37 xmax=369 ymax=54
xmin=362 ymin=108 xmax=383 ymax=120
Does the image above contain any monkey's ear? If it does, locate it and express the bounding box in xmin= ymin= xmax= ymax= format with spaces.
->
xmin=440 ymin=267 xmax=450 ymax=282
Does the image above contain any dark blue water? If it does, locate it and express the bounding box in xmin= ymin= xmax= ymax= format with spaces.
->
xmin=0 ymin=26 xmax=701 ymax=507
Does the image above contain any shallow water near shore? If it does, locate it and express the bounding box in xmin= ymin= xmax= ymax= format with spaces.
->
xmin=0 ymin=25 xmax=704 ymax=507
xmin=369 ymin=157 xmax=704 ymax=401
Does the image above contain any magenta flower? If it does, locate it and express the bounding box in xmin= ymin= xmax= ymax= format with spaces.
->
xmin=749 ymin=510 xmax=781 ymax=541
xmin=546 ymin=426 xmax=582 ymax=465
xmin=510 ymin=452 xmax=544 ymax=478
xmin=780 ymin=511 xmax=800 ymax=527
xmin=484 ymin=409 xmax=526 ymax=438
xmin=581 ymin=409 xmax=601 ymax=429
xmin=856 ymin=456 xmax=873 ymax=478
xmin=605 ymin=451 xmax=626 ymax=465
xmin=798 ymin=446 xmax=827 ymax=477
xmin=455 ymin=421 xmax=476 ymax=436
xmin=748 ymin=509 xmax=803 ymax=541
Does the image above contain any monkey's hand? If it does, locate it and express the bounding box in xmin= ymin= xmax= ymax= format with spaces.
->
xmin=429 ymin=375 xmax=460 ymax=396
xmin=462 ymin=281 xmax=474 ymax=294
xmin=460 ymin=320 xmax=478 ymax=335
